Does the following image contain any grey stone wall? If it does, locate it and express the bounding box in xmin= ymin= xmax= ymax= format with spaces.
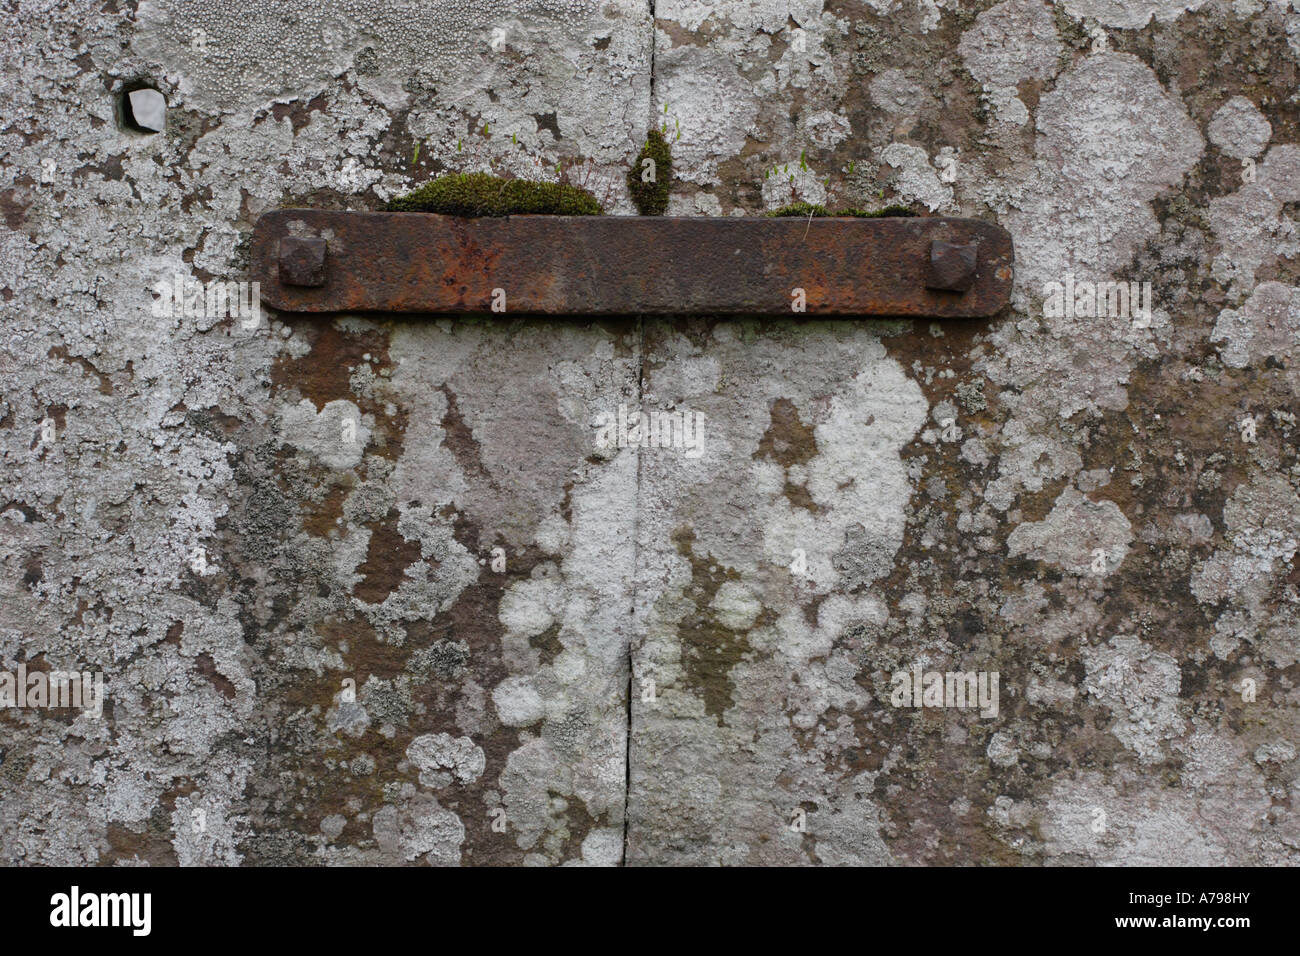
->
xmin=2 ymin=0 xmax=1298 ymax=865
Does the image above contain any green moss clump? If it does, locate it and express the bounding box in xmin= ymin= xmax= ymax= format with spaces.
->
xmin=767 ymin=202 xmax=916 ymax=218
xmin=386 ymin=172 xmax=604 ymax=216
xmin=768 ymin=202 xmax=831 ymax=217
xmin=849 ymin=204 xmax=917 ymax=218
xmin=627 ymin=129 xmax=673 ymax=216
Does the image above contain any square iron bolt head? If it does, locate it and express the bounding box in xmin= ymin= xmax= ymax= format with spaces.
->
xmin=278 ymin=236 xmax=328 ymax=287
xmin=926 ymin=240 xmax=978 ymax=293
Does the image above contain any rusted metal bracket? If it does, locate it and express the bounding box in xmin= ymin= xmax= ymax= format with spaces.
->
xmin=251 ymin=210 xmax=1013 ymax=317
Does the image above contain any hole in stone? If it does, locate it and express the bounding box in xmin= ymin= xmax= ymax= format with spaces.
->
xmin=119 ymin=82 xmax=166 ymax=134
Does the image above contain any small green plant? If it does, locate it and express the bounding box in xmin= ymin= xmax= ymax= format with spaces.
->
xmin=627 ymin=128 xmax=673 ymax=216
xmin=386 ymin=172 xmax=605 ymax=216
xmin=657 ymin=104 xmax=682 ymax=142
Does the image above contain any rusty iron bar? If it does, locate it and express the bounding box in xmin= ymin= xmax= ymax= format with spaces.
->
xmin=251 ymin=210 xmax=1014 ymax=317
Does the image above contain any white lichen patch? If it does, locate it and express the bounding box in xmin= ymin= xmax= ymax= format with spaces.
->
xmin=1062 ymin=0 xmax=1209 ymax=29
xmin=1206 ymin=145 xmax=1300 ymax=294
xmin=959 ymin=0 xmax=1063 ymax=126
xmin=1208 ymin=95 xmax=1273 ymax=159
xmin=1007 ymin=487 xmax=1133 ymax=575
xmin=880 ymin=143 xmax=954 ymax=212
xmin=1212 ymin=282 xmax=1300 ymax=394
xmin=1082 ymin=636 xmax=1186 ymax=763
xmin=406 ymin=733 xmax=487 ymax=788
xmin=279 ymin=398 xmax=371 ymax=470
xmin=373 ymin=795 xmax=465 ymax=865
xmin=1191 ymin=472 xmax=1300 ymax=666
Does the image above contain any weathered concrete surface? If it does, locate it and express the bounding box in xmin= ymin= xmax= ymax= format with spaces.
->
xmin=1 ymin=0 xmax=648 ymax=866
xmin=3 ymin=0 xmax=1300 ymax=866
xmin=628 ymin=323 xmax=922 ymax=864
xmin=629 ymin=0 xmax=1300 ymax=866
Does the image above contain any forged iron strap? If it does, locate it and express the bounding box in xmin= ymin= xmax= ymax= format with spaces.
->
xmin=251 ymin=209 xmax=1014 ymax=317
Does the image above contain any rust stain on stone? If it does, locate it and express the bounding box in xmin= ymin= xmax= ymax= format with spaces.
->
xmin=754 ymin=397 xmax=823 ymax=514
xmin=271 ymin=320 xmax=391 ymax=408
xmin=437 ymin=385 xmax=489 ymax=481
xmin=754 ymin=397 xmax=819 ymax=468
xmin=300 ymin=481 xmax=349 ymax=538
xmin=353 ymin=508 xmax=423 ymax=604
xmin=671 ymin=526 xmax=751 ymax=724
xmin=194 ymin=652 xmax=237 ymax=699
xmin=48 ymin=346 xmax=114 ymax=395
